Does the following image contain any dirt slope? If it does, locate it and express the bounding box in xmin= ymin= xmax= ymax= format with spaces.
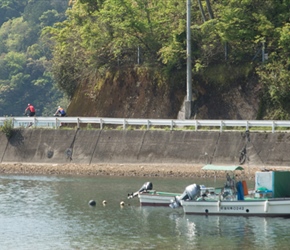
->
xmin=67 ymin=67 xmax=260 ymax=120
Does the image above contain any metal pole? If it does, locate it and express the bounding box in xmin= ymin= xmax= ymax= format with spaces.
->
xmin=185 ymin=0 xmax=192 ymax=119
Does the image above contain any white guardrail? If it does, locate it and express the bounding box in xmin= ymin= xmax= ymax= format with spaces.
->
xmin=0 ymin=117 xmax=290 ymax=133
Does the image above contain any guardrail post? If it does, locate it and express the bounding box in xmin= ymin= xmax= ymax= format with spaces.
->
xmin=77 ymin=118 xmax=80 ymax=129
xmin=195 ymin=120 xmax=198 ymax=131
xmin=220 ymin=120 xmax=223 ymax=132
xmin=246 ymin=121 xmax=249 ymax=131
xmin=272 ymin=121 xmax=275 ymax=133
xmin=100 ymin=119 xmax=103 ymax=130
xmin=170 ymin=120 xmax=173 ymax=130
xmin=123 ymin=119 xmax=126 ymax=130
xmin=55 ymin=117 xmax=58 ymax=129
xmin=147 ymin=120 xmax=150 ymax=130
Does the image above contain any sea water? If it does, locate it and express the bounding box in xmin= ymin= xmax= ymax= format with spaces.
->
xmin=0 ymin=174 xmax=289 ymax=250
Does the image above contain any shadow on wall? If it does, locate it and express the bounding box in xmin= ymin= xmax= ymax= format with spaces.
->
xmin=9 ymin=129 xmax=24 ymax=147
xmin=1 ymin=129 xmax=290 ymax=166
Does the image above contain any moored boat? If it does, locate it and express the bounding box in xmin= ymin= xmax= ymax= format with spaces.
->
xmin=128 ymin=181 xmax=182 ymax=206
xmin=181 ymin=197 xmax=290 ymax=217
xmin=138 ymin=191 xmax=181 ymax=207
xmin=172 ymin=165 xmax=290 ymax=217
xmin=128 ymin=181 xmax=215 ymax=207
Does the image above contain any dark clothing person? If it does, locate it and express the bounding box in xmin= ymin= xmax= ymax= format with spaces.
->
xmin=25 ymin=104 xmax=36 ymax=117
xmin=54 ymin=106 xmax=66 ymax=117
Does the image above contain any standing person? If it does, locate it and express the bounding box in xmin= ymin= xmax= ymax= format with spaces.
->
xmin=24 ymin=104 xmax=36 ymax=117
xmin=54 ymin=106 xmax=66 ymax=117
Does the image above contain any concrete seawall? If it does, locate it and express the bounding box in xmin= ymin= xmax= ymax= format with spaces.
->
xmin=1 ymin=129 xmax=290 ymax=167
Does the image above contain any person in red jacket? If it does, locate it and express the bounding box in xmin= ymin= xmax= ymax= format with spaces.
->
xmin=25 ymin=104 xmax=36 ymax=117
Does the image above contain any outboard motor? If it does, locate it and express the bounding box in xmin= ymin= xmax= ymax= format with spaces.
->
xmin=128 ymin=182 xmax=153 ymax=199
xmin=169 ymin=184 xmax=201 ymax=208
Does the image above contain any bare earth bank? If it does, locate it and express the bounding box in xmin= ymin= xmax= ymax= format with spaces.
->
xmin=0 ymin=163 xmax=287 ymax=180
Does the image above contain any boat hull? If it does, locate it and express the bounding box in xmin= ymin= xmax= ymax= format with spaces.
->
xmin=181 ymin=198 xmax=290 ymax=217
xmin=138 ymin=192 xmax=179 ymax=207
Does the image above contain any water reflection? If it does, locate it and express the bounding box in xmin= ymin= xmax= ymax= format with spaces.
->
xmin=175 ymin=214 xmax=290 ymax=249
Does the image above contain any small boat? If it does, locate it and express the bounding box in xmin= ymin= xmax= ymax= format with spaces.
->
xmin=138 ymin=190 xmax=182 ymax=207
xmin=171 ymin=165 xmax=290 ymax=217
xmin=128 ymin=181 xmax=214 ymax=207
xmin=128 ymin=182 xmax=181 ymax=207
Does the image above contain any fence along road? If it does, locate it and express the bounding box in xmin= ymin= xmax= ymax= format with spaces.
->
xmin=1 ymin=117 xmax=290 ymax=133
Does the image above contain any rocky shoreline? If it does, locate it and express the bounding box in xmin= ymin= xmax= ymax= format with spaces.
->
xmin=0 ymin=162 xmax=285 ymax=179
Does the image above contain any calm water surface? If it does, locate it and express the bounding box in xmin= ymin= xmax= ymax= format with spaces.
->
xmin=0 ymin=174 xmax=289 ymax=250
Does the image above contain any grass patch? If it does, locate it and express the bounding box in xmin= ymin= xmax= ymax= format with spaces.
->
xmin=86 ymin=123 xmax=93 ymax=130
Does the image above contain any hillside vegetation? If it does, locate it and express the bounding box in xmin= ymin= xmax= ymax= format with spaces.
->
xmin=0 ymin=0 xmax=69 ymax=116
xmin=45 ymin=0 xmax=290 ymax=119
xmin=1 ymin=1 xmax=290 ymax=119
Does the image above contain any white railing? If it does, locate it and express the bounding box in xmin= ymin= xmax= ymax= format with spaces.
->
xmin=0 ymin=117 xmax=290 ymax=133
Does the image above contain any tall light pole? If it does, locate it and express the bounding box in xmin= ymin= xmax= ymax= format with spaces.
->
xmin=185 ymin=0 xmax=192 ymax=119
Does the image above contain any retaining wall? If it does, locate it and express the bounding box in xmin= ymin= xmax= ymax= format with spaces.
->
xmin=1 ymin=129 xmax=290 ymax=167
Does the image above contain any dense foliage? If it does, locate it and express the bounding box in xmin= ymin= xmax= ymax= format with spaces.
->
xmin=1 ymin=0 xmax=290 ymax=119
xmin=44 ymin=0 xmax=290 ymax=119
xmin=0 ymin=0 xmax=69 ymax=116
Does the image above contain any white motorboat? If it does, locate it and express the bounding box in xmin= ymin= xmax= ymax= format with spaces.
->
xmin=128 ymin=181 xmax=214 ymax=207
xmin=138 ymin=190 xmax=181 ymax=207
xmin=181 ymin=198 xmax=290 ymax=217
xmin=128 ymin=181 xmax=181 ymax=206
xmin=176 ymin=165 xmax=290 ymax=217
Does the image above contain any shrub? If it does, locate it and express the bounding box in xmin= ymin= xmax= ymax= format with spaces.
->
xmin=0 ymin=118 xmax=14 ymax=139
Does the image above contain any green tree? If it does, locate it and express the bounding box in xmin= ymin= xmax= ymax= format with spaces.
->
xmin=0 ymin=1 xmax=69 ymax=116
xmin=0 ymin=0 xmax=28 ymax=26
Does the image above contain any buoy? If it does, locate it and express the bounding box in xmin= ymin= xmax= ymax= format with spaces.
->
xmin=102 ymin=200 xmax=107 ymax=206
xmin=88 ymin=200 xmax=96 ymax=206
xmin=120 ymin=201 xmax=125 ymax=206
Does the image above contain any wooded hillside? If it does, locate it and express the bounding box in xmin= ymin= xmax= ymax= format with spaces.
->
xmin=0 ymin=0 xmax=68 ymax=116
xmin=1 ymin=0 xmax=290 ymax=119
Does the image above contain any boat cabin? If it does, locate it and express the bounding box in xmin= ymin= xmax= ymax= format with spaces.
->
xmin=255 ymin=171 xmax=290 ymax=198
xmin=202 ymin=164 xmax=245 ymax=200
